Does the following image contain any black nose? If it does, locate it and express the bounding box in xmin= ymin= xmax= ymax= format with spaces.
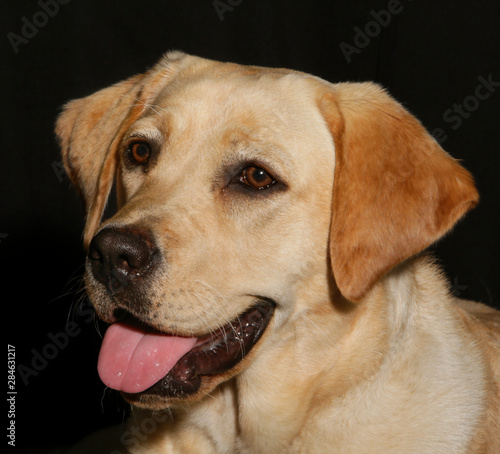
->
xmin=88 ymin=227 xmax=158 ymax=294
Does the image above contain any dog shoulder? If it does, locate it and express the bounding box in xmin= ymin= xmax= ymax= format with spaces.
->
xmin=453 ymin=297 xmax=500 ymax=452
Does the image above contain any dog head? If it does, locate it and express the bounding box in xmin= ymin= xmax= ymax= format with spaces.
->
xmin=56 ymin=52 xmax=478 ymax=408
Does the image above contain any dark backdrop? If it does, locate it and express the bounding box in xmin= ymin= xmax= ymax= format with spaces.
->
xmin=3 ymin=0 xmax=499 ymax=451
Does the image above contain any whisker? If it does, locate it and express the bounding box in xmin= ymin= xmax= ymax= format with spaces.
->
xmin=198 ymin=389 xmax=217 ymax=400
xmin=187 ymin=291 xmax=226 ymax=339
xmin=67 ymin=289 xmax=88 ymax=322
xmin=100 ymin=386 xmax=112 ymax=414
xmin=130 ymin=97 xmax=170 ymax=118
xmin=302 ymin=315 xmax=337 ymax=350
xmin=193 ymin=280 xmax=226 ymax=301
xmin=192 ymin=281 xmax=235 ymax=329
xmin=192 ymin=281 xmax=246 ymax=356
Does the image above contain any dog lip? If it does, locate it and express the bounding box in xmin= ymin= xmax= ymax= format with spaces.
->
xmin=123 ymin=299 xmax=276 ymax=400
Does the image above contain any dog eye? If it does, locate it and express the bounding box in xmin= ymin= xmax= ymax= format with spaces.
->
xmin=128 ymin=141 xmax=151 ymax=166
xmin=239 ymin=166 xmax=276 ymax=190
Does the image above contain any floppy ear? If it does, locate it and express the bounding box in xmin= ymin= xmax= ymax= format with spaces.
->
xmin=319 ymin=82 xmax=479 ymax=302
xmin=55 ymin=74 xmax=147 ymax=248
xmin=55 ymin=52 xmax=188 ymax=249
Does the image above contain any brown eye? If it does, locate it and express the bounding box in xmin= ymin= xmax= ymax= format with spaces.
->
xmin=129 ymin=141 xmax=151 ymax=165
xmin=240 ymin=166 xmax=276 ymax=190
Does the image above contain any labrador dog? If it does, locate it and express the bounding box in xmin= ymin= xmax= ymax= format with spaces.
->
xmin=57 ymin=52 xmax=500 ymax=453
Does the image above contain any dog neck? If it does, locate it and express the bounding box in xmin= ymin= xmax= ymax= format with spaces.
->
xmin=233 ymin=255 xmax=486 ymax=452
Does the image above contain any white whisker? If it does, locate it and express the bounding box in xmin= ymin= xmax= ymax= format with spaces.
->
xmin=302 ymin=315 xmax=337 ymax=350
xmin=187 ymin=291 xmax=229 ymax=339
xmin=184 ymin=295 xmax=216 ymax=335
xmin=192 ymin=280 xmax=246 ymax=356
xmin=130 ymin=97 xmax=170 ymax=118
xmin=192 ymin=281 xmax=236 ymax=329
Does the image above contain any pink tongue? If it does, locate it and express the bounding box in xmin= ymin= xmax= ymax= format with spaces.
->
xmin=97 ymin=323 xmax=197 ymax=394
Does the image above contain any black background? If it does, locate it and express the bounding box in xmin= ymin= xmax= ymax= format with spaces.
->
xmin=2 ymin=0 xmax=499 ymax=451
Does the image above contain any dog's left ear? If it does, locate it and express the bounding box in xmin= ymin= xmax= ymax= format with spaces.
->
xmin=318 ymin=82 xmax=479 ymax=302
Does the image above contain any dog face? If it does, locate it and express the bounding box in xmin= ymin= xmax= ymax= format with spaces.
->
xmin=94 ymin=63 xmax=336 ymax=330
xmin=56 ymin=52 xmax=478 ymax=409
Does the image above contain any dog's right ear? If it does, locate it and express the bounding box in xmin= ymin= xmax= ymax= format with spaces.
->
xmin=56 ymin=74 xmax=147 ymax=248
xmin=55 ymin=51 xmax=189 ymax=249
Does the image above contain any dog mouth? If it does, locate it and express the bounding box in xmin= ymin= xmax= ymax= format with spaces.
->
xmin=97 ymin=300 xmax=275 ymax=399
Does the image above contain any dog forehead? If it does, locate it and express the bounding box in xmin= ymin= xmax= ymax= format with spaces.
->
xmin=131 ymin=64 xmax=333 ymax=169
xmin=157 ymin=73 xmax=310 ymax=124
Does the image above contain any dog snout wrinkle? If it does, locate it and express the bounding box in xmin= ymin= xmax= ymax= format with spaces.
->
xmin=88 ymin=227 xmax=158 ymax=294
